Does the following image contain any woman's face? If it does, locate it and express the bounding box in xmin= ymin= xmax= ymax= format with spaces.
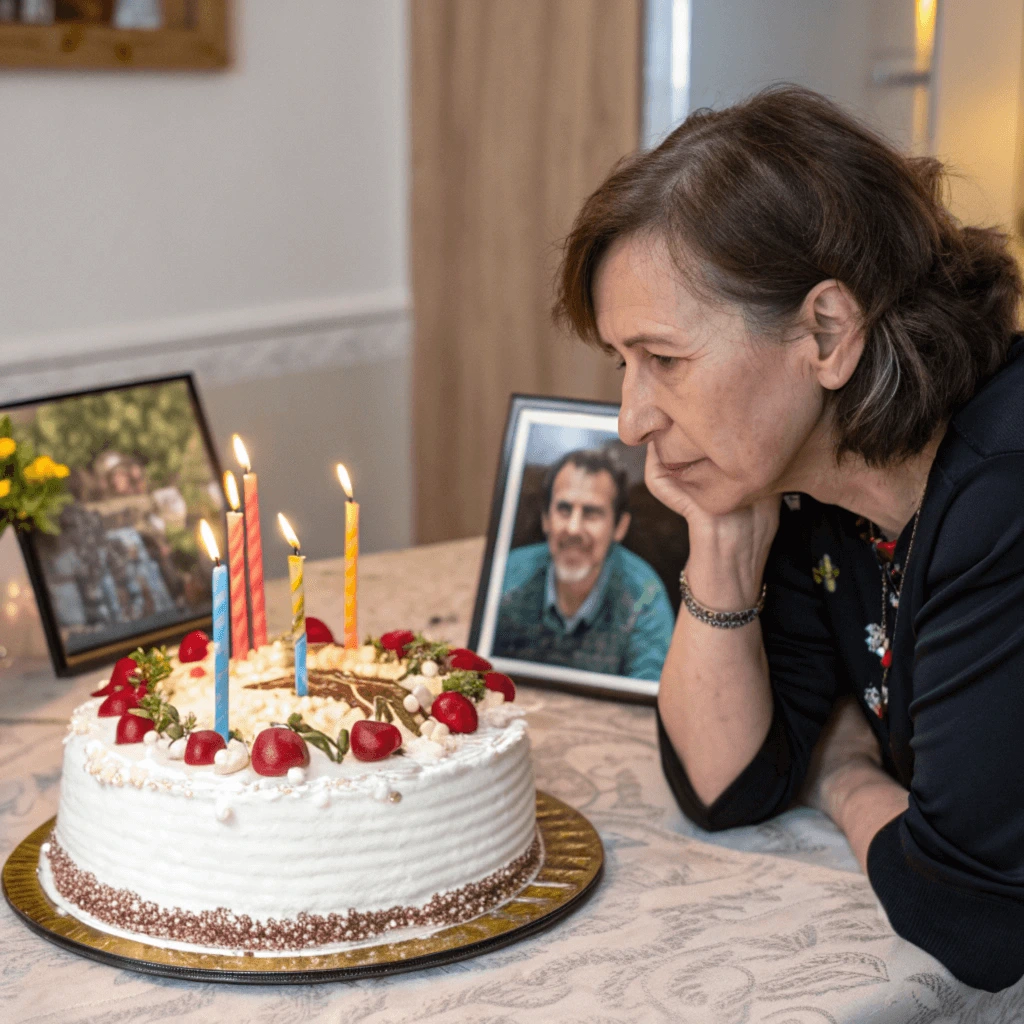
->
xmin=595 ymin=234 xmax=827 ymax=516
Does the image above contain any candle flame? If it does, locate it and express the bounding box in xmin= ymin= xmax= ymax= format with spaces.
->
xmin=232 ymin=434 xmax=251 ymax=473
xmin=223 ymin=471 xmax=241 ymax=511
xmin=278 ymin=513 xmax=301 ymax=551
xmin=198 ymin=519 xmax=221 ymax=562
xmin=336 ymin=463 xmax=353 ymax=500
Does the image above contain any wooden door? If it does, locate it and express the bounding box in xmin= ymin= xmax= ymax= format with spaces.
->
xmin=410 ymin=0 xmax=643 ymax=543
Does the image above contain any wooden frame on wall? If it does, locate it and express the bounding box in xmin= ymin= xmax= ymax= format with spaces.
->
xmin=0 ymin=0 xmax=230 ymax=71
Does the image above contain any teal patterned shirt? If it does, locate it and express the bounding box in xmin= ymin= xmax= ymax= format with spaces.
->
xmin=494 ymin=542 xmax=675 ymax=680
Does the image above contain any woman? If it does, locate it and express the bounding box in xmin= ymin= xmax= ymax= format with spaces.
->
xmin=555 ymin=86 xmax=1024 ymax=993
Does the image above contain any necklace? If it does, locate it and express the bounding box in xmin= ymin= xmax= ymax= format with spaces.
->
xmin=863 ymin=503 xmax=923 ymax=718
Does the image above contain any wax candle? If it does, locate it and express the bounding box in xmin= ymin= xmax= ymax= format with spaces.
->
xmin=278 ymin=513 xmax=307 ymax=697
xmin=199 ymin=519 xmax=230 ymax=741
xmin=232 ymin=434 xmax=268 ymax=649
xmin=336 ymin=463 xmax=359 ymax=649
xmin=223 ymin=471 xmax=250 ymax=659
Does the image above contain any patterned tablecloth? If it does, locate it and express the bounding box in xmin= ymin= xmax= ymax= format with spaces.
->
xmin=1 ymin=535 xmax=1020 ymax=1023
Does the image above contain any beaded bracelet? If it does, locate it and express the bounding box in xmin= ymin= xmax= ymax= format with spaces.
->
xmin=679 ymin=570 xmax=766 ymax=629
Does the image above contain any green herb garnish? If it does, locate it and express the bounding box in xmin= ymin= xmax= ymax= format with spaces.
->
xmin=442 ymin=670 xmax=486 ymax=701
xmin=403 ymin=634 xmax=452 ymax=675
xmin=286 ymin=712 xmax=349 ymax=763
xmin=131 ymin=693 xmax=196 ymax=739
xmin=129 ymin=646 xmax=172 ymax=692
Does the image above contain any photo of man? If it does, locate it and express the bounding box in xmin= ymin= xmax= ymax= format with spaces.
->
xmin=493 ymin=448 xmax=674 ymax=680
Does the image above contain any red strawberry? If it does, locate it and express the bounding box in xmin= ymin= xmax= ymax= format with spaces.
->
xmin=91 ymin=656 xmax=139 ymax=696
xmin=306 ymin=616 xmax=335 ymax=644
xmin=432 ymin=691 xmax=478 ymax=733
xmin=115 ymin=712 xmax=154 ymax=744
xmin=350 ymin=720 xmax=403 ymax=761
xmin=98 ymin=690 xmax=140 ymax=718
xmin=184 ymin=730 xmax=227 ymax=765
xmin=484 ymin=671 xmax=516 ymax=702
xmin=251 ymin=727 xmax=310 ymax=776
xmin=448 ymin=648 xmax=492 ymax=673
xmin=189 ymin=665 xmax=206 ymax=678
xmin=380 ymin=629 xmax=415 ymax=655
xmin=178 ymin=630 xmax=210 ymax=663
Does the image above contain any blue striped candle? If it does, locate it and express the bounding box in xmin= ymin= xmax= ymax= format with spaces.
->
xmin=212 ymin=561 xmax=230 ymax=740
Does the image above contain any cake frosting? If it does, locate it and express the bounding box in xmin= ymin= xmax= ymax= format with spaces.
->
xmin=39 ymin=630 xmax=538 ymax=955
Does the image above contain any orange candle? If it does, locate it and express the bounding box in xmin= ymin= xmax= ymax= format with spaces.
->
xmin=336 ymin=463 xmax=359 ymax=649
xmin=233 ymin=435 xmax=268 ymax=649
xmin=223 ymin=471 xmax=250 ymax=659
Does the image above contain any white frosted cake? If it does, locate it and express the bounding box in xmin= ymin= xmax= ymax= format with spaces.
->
xmin=39 ymin=628 xmax=537 ymax=955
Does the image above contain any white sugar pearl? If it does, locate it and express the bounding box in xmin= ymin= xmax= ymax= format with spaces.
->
xmin=419 ymin=719 xmax=435 ymax=740
xmin=287 ymin=766 xmax=307 ymax=785
xmin=403 ymin=693 xmax=420 ymax=713
xmin=412 ymin=683 xmax=434 ymax=712
xmin=314 ymin=790 xmax=331 ymax=809
xmin=213 ymin=749 xmax=228 ymax=765
xmin=432 ymin=721 xmax=450 ymax=740
xmin=143 ymin=730 xmax=159 ymax=746
xmin=420 ymin=660 xmax=439 ymax=678
xmin=215 ymin=803 xmax=233 ymax=823
xmin=167 ymin=737 xmax=187 ymax=760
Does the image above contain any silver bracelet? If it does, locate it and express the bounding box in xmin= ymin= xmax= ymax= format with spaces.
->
xmin=679 ymin=570 xmax=766 ymax=629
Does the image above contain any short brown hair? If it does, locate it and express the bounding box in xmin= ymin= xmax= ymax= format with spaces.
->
xmin=543 ymin=447 xmax=629 ymax=523
xmin=554 ymin=85 xmax=1022 ymax=465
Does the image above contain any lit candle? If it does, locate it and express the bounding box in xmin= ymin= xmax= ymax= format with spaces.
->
xmin=278 ymin=513 xmax=307 ymax=698
xmin=336 ymin=463 xmax=359 ymax=649
xmin=232 ymin=434 xmax=268 ymax=649
xmin=223 ymin=471 xmax=250 ymax=660
xmin=199 ymin=519 xmax=230 ymax=741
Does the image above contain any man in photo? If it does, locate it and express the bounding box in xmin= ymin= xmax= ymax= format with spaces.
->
xmin=494 ymin=448 xmax=675 ymax=680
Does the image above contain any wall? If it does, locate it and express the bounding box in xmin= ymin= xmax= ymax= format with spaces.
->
xmin=930 ymin=0 xmax=1024 ymax=235
xmin=0 ymin=0 xmax=412 ymax=565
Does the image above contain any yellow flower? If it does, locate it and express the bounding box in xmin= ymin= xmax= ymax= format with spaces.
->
xmin=53 ymin=462 xmax=70 ymax=479
xmin=0 ymin=438 xmax=15 ymax=459
xmin=0 ymin=479 xmax=10 ymax=499
xmin=24 ymin=455 xmax=55 ymax=482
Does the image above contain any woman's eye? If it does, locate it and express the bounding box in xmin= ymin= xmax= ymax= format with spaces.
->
xmin=653 ymin=354 xmax=677 ymax=369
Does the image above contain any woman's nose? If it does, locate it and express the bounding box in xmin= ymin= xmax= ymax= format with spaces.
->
xmin=618 ymin=370 xmax=666 ymax=446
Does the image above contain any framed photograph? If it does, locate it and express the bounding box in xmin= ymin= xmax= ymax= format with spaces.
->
xmin=0 ymin=0 xmax=230 ymax=71
xmin=468 ymin=395 xmax=689 ymax=702
xmin=3 ymin=375 xmax=224 ymax=676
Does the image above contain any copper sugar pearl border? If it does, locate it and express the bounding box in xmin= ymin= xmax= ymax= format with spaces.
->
xmin=43 ymin=834 xmax=542 ymax=953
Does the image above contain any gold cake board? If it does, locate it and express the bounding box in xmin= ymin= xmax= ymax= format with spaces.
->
xmin=3 ymin=791 xmax=602 ymax=984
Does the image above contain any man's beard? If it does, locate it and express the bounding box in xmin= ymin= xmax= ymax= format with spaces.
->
xmin=553 ymin=559 xmax=595 ymax=585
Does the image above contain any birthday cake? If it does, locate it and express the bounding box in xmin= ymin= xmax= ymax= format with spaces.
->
xmin=38 ymin=627 xmax=538 ymax=955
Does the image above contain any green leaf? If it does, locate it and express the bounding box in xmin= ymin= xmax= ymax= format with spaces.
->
xmin=443 ymin=670 xmax=486 ymax=701
xmin=337 ymin=728 xmax=349 ymax=758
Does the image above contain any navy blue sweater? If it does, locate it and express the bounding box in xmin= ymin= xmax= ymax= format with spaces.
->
xmin=658 ymin=337 xmax=1024 ymax=992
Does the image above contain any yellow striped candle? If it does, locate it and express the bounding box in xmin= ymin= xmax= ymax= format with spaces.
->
xmin=336 ymin=463 xmax=359 ymax=649
xmin=278 ymin=513 xmax=307 ymax=697
xmin=233 ymin=435 xmax=268 ymax=649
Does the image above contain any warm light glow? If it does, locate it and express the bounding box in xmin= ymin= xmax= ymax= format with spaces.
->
xmin=336 ymin=463 xmax=354 ymax=500
xmin=915 ymin=0 xmax=937 ymax=69
xmin=232 ymin=434 xmax=252 ymax=473
xmin=4 ymin=601 xmax=17 ymax=620
xmin=278 ymin=513 xmax=301 ymax=551
xmin=223 ymin=471 xmax=241 ymax=511
xmin=198 ymin=519 xmax=221 ymax=562
xmin=6 ymin=581 xmax=20 ymax=599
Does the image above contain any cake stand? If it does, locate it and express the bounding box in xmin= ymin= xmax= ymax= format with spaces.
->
xmin=3 ymin=791 xmax=602 ymax=984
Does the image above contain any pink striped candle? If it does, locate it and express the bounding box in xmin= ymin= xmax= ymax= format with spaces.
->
xmin=232 ymin=435 xmax=268 ymax=650
xmin=223 ymin=471 xmax=250 ymax=659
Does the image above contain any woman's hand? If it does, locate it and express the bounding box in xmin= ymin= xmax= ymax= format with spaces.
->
xmin=799 ymin=697 xmax=908 ymax=873
xmin=645 ymin=443 xmax=780 ymax=609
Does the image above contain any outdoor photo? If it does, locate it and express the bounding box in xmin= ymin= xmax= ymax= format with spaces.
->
xmin=470 ymin=396 xmax=688 ymax=700
xmin=2 ymin=376 xmax=223 ymax=668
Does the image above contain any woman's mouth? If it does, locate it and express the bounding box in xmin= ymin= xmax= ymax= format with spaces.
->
xmin=662 ymin=457 xmax=706 ymax=473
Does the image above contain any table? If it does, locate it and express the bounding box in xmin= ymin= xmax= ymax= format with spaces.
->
xmin=1 ymin=537 xmax=1021 ymax=1023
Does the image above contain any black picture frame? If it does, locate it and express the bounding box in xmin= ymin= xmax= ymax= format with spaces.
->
xmin=468 ymin=394 xmax=688 ymax=703
xmin=5 ymin=374 xmax=223 ymax=677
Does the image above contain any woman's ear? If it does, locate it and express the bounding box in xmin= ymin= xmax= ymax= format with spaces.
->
xmin=799 ymin=280 xmax=865 ymax=391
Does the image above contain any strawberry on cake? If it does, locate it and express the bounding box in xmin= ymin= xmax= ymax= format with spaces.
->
xmin=38 ymin=626 xmax=538 ymax=955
